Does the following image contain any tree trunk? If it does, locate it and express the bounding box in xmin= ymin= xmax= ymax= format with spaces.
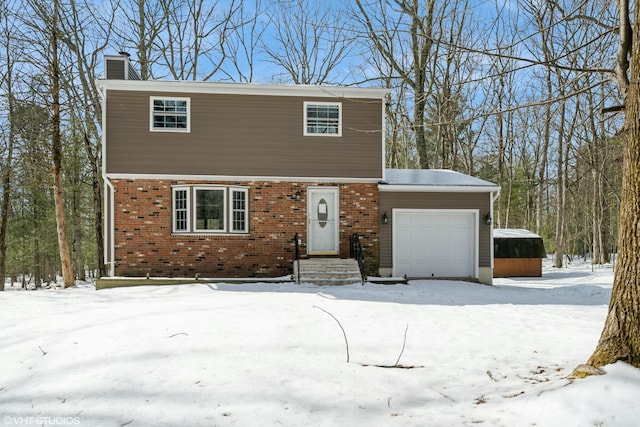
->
xmin=33 ymin=215 xmax=42 ymax=289
xmin=0 ymin=32 xmax=17 ymax=291
xmin=0 ymin=123 xmax=14 ymax=292
xmin=52 ymin=129 xmax=74 ymax=287
xmin=591 ymin=161 xmax=608 ymax=264
xmin=587 ymin=123 xmax=640 ymax=366
xmin=51 ymin=0 xmax=74 ymax=288
xmin=588 ymin=83 xmax=609 ymax=265
xmin=71 ymin=168 xmax=85 ymax=281
xmin=586 ymin=0 xmax=640 ymax=368
xmin=353 ymin=0 xmax=435 ymax=170
xmin=554 ymin=102 xmax=567 ymax=268
xmin=84 ymin=133 xmax=105 ymax=277
xmin=0 ymin=79 xmax=14 ymax=292
xmin=411 ymin=0 xmax=435 ymax=169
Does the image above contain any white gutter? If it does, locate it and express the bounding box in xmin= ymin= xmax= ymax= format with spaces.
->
xmin=379 ymin=184 xmax=500 ymax=193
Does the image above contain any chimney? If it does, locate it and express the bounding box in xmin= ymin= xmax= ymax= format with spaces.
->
xmin=104 ymin=52 xmax=141 ymax=80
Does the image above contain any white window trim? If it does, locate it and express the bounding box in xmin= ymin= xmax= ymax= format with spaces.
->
xmin=303 ymin=101 xmax=342 ymax=137
xmin=172 ymin=185 xmax=249 ymax=235
xmin=150 ymin=96 xmax=191 ymax=133
xmin=230 ymin=188 xmax=249 ymax=233
xmin=193 ymin=186 xmax=227 ymax=233
xmin=172 ymin=186 xmax=191 ymax=233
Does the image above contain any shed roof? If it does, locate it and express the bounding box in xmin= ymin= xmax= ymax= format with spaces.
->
xmin=494 ymin=229 xmax=542 ymax=239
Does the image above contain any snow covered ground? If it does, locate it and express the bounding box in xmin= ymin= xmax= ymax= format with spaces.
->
xmin=1 ymin=259 xmax=638 ymax=427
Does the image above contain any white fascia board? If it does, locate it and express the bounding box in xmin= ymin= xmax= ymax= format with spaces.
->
xmin=105 ymin=173 xmax=383 ymax=183
xmin=379 ymin=184 xmax=501 ymax=193
xmin=96 ymin=79 xmax=390 ymax=100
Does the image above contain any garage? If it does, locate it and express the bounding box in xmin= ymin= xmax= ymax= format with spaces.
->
xmin=378 ymin=169 xmax=500 ymax=284
xmin=393 ymin=209 xmax=477 ymax=278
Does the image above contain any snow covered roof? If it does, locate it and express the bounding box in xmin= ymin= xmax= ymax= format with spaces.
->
xmin=494 ymin=229 xmax=542 ymax=239
xmin=380 ymin=169 xmax=499 ymax=192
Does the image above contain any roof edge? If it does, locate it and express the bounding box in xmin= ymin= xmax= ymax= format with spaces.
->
xmin=379 ymin=184 xmax=500 ymax=193
xmin=105 ymin=173 xmax=383 ymax=184
xmin=96 ymin=79 xmax=390 ymax=99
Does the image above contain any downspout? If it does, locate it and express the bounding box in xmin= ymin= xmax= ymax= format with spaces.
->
xmin=105 ymin=179 xmax=115 ymax=278
xmin=490 ymin=188 xmax=501 ymax=271
xmin=98 ymin=81 xmax=115 ymax=277
xmin=381 ymin=93 xmax=389 ymax=182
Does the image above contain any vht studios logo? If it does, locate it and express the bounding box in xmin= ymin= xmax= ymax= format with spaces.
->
xmin=3 ymin=416 xmax=81 ymax=425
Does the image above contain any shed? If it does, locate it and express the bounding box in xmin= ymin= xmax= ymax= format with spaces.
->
xmin=493 ymin=229 xmax=546 ymax=277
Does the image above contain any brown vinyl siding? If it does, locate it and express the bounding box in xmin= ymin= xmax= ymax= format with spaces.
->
xmin=105 ymin=90 xmax=383 ymax=179
xmin=379 ymin=191 xmax=492 ymax=269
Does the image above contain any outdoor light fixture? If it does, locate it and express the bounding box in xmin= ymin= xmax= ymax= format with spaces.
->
xmin=485 ymin=214 xmax=492 ymax=225
xmin=294 ymin=190 xmax=302 ymax=201
xmin=382 ymin=212 xmax=389 ymax=224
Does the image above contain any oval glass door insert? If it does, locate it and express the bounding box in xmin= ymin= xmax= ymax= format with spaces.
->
xmin=317 ymin=198 xmax=328 ymax=228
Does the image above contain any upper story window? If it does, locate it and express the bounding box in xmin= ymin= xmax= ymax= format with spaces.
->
xmin=150 ymin=97 xmax=190 ymax=132
xmin=172 ymin=185 xmax=248 ymax=234
xmin=304 ymin=102 xmax=342 ymax=136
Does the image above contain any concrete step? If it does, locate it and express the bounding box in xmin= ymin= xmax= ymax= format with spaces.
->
xmin=293 ymin=258 xmax=364 ymax=286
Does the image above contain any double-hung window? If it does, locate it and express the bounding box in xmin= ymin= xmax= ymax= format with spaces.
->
xmin=172 ymin=186 xmax=248 ymax=234
xmin=304 ymin=102 xmax=342 ymax=136
xmin=231 ymin=189 xmax=248 ymax=233
xmin=173 ymin=188 xmax=190 ymax=232
xmin=151 ymin=97 xmax=190 ymax=132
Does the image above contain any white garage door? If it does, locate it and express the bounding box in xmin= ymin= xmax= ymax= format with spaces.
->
xmin=393 ymin=209 xmax=477 ymax=278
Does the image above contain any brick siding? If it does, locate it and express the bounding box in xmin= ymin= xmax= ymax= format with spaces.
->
xmin=112 ymin=179 xmax=380 ymax=278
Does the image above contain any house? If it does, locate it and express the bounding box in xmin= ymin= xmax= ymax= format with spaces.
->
xmin=99 ymin=54 xmax=500 ymax=285
xmin=493 ymin=229 xmax=546 ymax=277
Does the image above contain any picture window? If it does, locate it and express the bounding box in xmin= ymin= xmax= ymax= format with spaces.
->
xmin=172 ymin=186 xmax=248 ymax=234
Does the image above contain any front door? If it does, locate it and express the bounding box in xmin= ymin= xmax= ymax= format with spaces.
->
xmin=307 ymin=187 xmax=339 ymax=255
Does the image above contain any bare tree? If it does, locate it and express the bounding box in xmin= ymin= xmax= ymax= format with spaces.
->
xmin=479 ymin=3 xmax=523 ymax=229
xmin=427 ymin=0 xmax=476 ymax=171
xmin=263 ymin=0 xmax=353 ymax=85
xmin=156 ymin=0 xmax=240 ymax=81
xmin=354 ymin=0 xmax=437 ymax=169
xmin=58 ymin=0 xmax=114 ymax=277
xmin=113 ymin=0 xmax=168 ymax=80
xmin=221 ymin=0 xmax=267 ymax=82
xmin=50 ymin=0 xmax=74 ymax=287
xmin=0 ymin=0 xmax=16 ymax=291
xmin=17 ymin=0 xmax=75 ymax=287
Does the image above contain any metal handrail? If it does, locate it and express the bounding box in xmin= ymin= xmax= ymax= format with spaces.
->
xmin=350 ymin=233 xmax=366 ymax=284
xmin=294 ymin=233 xmax=301 ymax=284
